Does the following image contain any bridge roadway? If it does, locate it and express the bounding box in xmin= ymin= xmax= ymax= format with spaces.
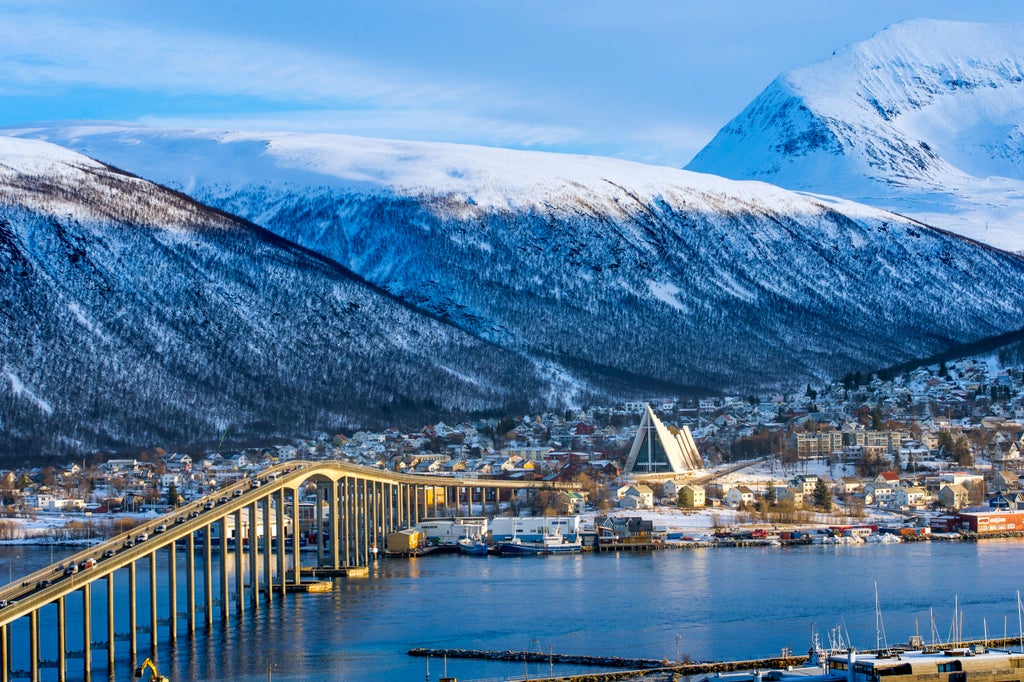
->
xmin=0 ymin=460 xmax=578 ymax=682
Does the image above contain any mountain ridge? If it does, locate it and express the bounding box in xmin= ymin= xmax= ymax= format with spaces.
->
xmin=1 ymin=136 xmax=634 ymax=458
xmin=8 ymin=126 xmax=1024 ymax=396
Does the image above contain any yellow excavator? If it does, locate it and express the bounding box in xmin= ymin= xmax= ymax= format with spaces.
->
xmin=134 ymin=658 xmax=169 ymax=682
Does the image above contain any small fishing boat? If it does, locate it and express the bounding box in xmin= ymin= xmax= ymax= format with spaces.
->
xmin=457 ymin=537 xmax=489 ymax=555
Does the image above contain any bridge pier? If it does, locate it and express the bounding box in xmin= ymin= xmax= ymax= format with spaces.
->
xmin=106 ymin=572 xmax=115 ymax=669
xmin=57 ymin=595 xmax=66 ymax=682
xmin=186 ymin=532 xmax=196 ymax=634
xmin=263 ymin=496 xmax=273 ymax=606
xmin=276 ymin=488 xmax=287 ymax=598
xmin=82 ymin=581 xmax=92 ymax=679
xmin=128 ymin=559 xmax=137 ymax=667
xmin=29 ymin=610 xmax=38 ymax=682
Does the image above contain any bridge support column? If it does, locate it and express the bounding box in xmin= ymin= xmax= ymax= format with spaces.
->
xmin=0 ymin=623 xmax=7 ymax=682
xmin=107 ymin=572 xmax=115 ymax=669
xmin=276 ymin=488 xmax=287 ymax=598
xmin=341 ymin=478 xmax=350 ymax=566
xmin=249 ymin=501 xmax=259 ymax=608
xmin=207 ymin=522 xmax=217 ymax=625
xmin=186 ymin=532 xmax=196 ymax=634
xmin=57 ymin=595 xmax=66 ymax=682
xmin=29 ymin=609 xmax=38 ymax=682
xmin=263 ymin=495 xmax=273 ymax=605
xmin=315 ymin=484 xmax=325 ymax=568
xmin=149 ymin=551 xmax=158 ymax=653
xmin=128 ymin=560 xmax=138 ymax=667
xmin=330 ymin=480 xmax=341 ymax=569
xmin=234 ymin=508 xmax=245 ymax=617
xmin=82 ymin=581 xmax=92 ymax=680
xmin=361 ymin=478 xmax=370 ymax=566
xmin=291 ymin=487 xmax=301 ymax=587
xmin=219 ymin=518 xmax=229 ymax=622
xmin=168 ymin=542 xmax=177 ymax=643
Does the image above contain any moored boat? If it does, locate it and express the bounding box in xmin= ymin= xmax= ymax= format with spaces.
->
xmin=497 ymin=531 xmax=581 ymax=555
xmin=457 ymin=537 xmax=489 ymax=555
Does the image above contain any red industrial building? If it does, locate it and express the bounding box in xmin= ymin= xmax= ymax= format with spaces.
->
xmin=931 ymin=510 xmax=1024 ymax=533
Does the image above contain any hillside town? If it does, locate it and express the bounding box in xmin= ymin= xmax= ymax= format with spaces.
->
xmin=3 ymin=357 xmax=1024 ymax=540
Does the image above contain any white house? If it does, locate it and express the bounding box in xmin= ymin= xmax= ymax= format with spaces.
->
xmin=724 ymin=485 xmax=756 ymax=508
xmin=618 ymin=484 xmax=654 ymax=509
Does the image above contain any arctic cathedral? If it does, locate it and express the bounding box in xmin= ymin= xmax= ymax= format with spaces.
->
xmin=624 ymin=404 xmax=704 ymax=475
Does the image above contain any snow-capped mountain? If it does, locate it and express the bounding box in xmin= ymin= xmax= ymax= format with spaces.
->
xmin=8 ymin=124 xmax=1024 ymax=434
xmin=0 ymin=137 xmax=607 ymax=456
xmin=686 ymin=19 xmax=1024 ymax=252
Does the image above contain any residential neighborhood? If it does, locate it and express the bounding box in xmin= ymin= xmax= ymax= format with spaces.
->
xmin=3 ymin=358 xmax=1024 ymax=535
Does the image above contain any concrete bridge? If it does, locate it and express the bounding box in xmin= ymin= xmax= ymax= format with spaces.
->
xmin=0 ymin=460 xmax=578 ymax=681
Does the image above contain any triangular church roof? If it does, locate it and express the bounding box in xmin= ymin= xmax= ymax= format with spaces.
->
xmin=623 ymin=404 xmax=704 ymax=474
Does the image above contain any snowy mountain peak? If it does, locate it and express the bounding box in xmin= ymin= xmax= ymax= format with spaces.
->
xmin=686 ymin=19 xmax=1024 ymax=252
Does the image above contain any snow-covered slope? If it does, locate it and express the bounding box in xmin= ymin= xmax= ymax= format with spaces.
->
xmin=9 ymin=123 xmax=1024 ymax=416
xmin=0 ymin=136 xmax=604 ymax=456
xmin=686 ymin=19 xmax=1024 ymax=252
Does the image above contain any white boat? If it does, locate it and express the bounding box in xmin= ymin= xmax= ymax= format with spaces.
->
xmin=497 ymin=530 xmax=581 ymax=555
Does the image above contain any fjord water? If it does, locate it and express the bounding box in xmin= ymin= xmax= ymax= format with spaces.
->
xmin=4 ymin=540 xmax=1024 ymax=681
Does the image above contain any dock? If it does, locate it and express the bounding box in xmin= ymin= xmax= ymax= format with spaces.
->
xmin=408 ymin=647 xmax=807 ymax=674
xmin=299 ymin=565 xmax=370 ymax=578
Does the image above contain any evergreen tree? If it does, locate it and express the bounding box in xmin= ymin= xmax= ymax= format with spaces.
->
xmin=871 ymin=405 xmax=883 ymax=431
xmin=166 ymin=483 xmax=179 ymax=508
xmin=813 ymin=478 xmax=832 ymax=511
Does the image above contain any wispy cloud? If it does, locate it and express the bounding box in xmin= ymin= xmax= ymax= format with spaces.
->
xmin=0 ymin=12 xmax=463 ymax=106
xmin=0 ymin=7 xmax=589 ymax=152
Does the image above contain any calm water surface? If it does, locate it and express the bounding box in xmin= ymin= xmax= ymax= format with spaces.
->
xmin=3 ymin=540 xmax=1024 ymax=681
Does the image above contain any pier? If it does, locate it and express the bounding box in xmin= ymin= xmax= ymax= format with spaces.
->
xmin=411 ymin=637 xmax=1024 ymax=682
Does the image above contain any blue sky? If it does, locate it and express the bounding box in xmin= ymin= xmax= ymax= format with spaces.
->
xmin=3 ymin=0 xmax=1024 ymax=167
